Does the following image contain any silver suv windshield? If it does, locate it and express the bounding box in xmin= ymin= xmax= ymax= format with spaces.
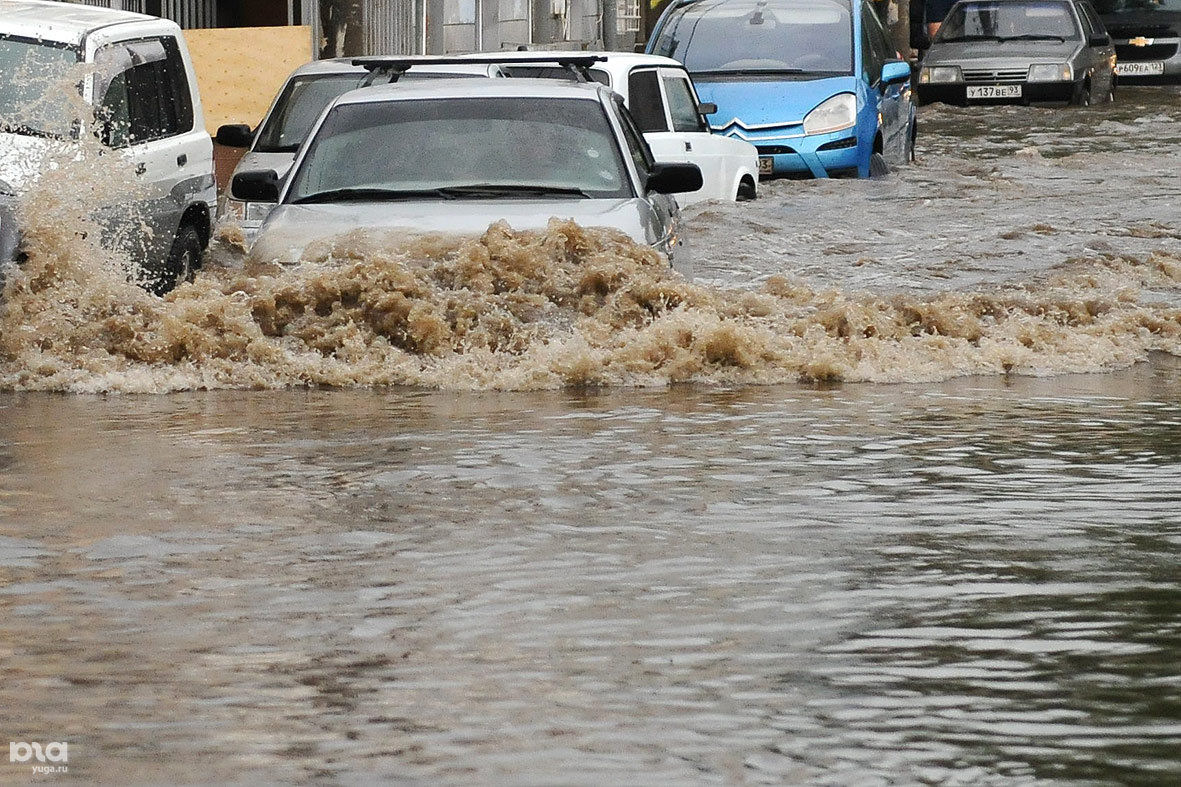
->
xmin=0 ymin=35 xmax=83 ymax=138
xmin=937 ymin=1 xmax=1082 ymax=42
xmin=286 ymin=96 xmax=633 ymax=202
xmin=650 ymin=0 xmax=854 ymax=77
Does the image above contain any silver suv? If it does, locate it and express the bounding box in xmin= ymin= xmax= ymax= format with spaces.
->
xmin=236 ymin=77 xmax=702 ymax=265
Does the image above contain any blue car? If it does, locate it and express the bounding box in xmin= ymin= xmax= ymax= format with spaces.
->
xmin=647 ymin=0 xmax=918 ymax=178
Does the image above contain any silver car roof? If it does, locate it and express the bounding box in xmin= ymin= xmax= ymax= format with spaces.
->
xmin=333 ymin=77 xmax=614 ymax=105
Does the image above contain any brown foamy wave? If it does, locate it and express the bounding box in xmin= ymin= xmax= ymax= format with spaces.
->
xmin=1 ymin=219 xmax=1179 ymax=393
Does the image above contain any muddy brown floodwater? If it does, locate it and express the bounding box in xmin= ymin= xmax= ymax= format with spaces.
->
xmin=1 ymin=88 xmax=1179 ymax=783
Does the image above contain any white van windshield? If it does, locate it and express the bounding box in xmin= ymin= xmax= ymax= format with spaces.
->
xmin=651 ymin=0 xmax=855 ymax=77
xmin=0 ymin=35 xmax=83 ymax=138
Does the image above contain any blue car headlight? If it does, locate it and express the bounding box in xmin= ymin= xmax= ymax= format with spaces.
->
xmin=1027 ymin=63 xmax=1073 ymax=82
xmin=803 ymin=93 xmax=857 ymax=136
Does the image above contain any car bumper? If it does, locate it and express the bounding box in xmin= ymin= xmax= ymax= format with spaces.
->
xmin=1113 ymin=41 xmax=1181 ymax=80
xmin=735 ymin=131 xmax=864 ymax=178
xmin=917 ymin=80 xmax=1077 ymax=105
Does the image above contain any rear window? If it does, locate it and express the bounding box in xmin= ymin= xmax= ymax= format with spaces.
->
xmin=650 ymin=0 xmax=855 ymax=77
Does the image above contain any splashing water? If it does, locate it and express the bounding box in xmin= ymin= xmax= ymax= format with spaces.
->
xmin=1 ymin=198 xmax=1179 ymax=393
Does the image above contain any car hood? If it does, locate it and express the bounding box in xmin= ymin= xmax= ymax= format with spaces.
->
xmin=0 ymin=133 xmax=53 ymax=192
xmin=233 ymin=149 xmax=298 ymax=181
xmin=251 ymin=198 xmax=660 ymax=264
xmin=690 ymin=75 xmax=859 ymax=129
xmin=925 ymin=40 xmax=1081 ymax=63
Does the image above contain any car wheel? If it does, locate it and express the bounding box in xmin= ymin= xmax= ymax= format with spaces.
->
xmin=144 ymin=222 xmax=203 ymax=296
xmin=736 ymin=177 xmax=757 ymax=201
xmin=868 ymin=152 xmax=890 ymax=178
xmin=1071 ymin=81 xmax=1091 ymax=107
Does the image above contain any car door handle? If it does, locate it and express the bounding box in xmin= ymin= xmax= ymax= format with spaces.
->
xmin=134 ymin=162 xmax=146 ymax=175
xmin=684 ymin=141 xmax=693 ymax=152
xmin=177 ymin=154 xmax=187 ymax=167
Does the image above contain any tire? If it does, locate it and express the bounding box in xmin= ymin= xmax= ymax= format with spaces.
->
xmin=1071 ymin=81 xmax=1091 ymax=107
xmin=736 ymin=177 xmax=757 ymax=201
xmin=144 ymin=222 xmax=202 ymax=296
xmin=868 ymin=152 xmax=890 ymax=178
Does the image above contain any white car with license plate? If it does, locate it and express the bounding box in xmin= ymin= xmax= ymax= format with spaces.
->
xmin=237 ymin=79 xmax=703 ymax=265
xmin=484 ymin=52 xmax=760 ymax=205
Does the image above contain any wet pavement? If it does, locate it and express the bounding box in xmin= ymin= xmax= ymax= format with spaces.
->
xmin=1 ymin=88 xmax=1179 ymax=783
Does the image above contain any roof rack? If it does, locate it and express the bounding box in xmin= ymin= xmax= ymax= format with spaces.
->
xmin=351 ymin=54 xmax=609 ymax=85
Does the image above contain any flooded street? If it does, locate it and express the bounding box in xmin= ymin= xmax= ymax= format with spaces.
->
xmin=2 ymin=89 xmax=1180 ymax=783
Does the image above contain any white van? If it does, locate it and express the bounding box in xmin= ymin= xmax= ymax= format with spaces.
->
xmin=0 ymin=0 xmax=215 ymax=293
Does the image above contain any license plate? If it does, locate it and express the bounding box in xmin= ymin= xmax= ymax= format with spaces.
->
xmin=758 ymin=157 xmax=774 ymax=175
xmin=1116 ymin=61 xmax=1164 ymax=76
xmin=966 ymin=84 xmax=1022 ymax=99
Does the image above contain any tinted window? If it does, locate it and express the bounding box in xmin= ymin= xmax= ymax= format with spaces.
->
xmin=1080 ymin=2 xmax=1107 ymax=35
xmin=0 ymin=35 xmax=82 ymax=138
xmin=614 ymin=101 xmax=655 ymax=180
xmin=650 ymin=0 xmax=855 ymax=76
xmin=628 ymin=69 xmax=669 ymax=132
xmin=936 ymin=0 xmax=1082 ymax=40
xmin=287 ymin=97 xmax=632 ymax=200
xmin=95 ymin=37 xmax=194 ymax=147
xmin=662 ymin=75 xmax=707 ymax=133
xmin=861 ymin=5 xmax=886 ymax=82
xmin=253 ymin=73 xmax=366 ymax=153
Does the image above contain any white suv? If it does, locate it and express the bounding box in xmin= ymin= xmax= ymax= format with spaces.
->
xmin=0 ymin=0 xmax=215 ymax=293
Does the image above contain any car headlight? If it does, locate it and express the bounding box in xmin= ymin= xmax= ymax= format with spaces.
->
xmin=803 ymin=93 xmax=857 ymax=136
xmin=222 ymin=198 xmax=274 ymax=224
xmin=1027 ymin=63 xmax=1072 ymax=82
xmin=918 ymin=65 xmax=964 ymax=84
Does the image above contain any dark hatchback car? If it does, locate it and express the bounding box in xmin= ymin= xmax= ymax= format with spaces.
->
xmin=1095 ymin=0 xmax=1181 ymax=80
xmin=918 ymin=0 xmax=1117 ymax=105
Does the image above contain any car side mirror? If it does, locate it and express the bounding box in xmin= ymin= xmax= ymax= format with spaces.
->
xmin=646 ymin=162 xmax=703 ymax=194
xmin=882 ymin=60 xmax=912 ymax=86
xmin=231 ymin=170 xmax=280 ymax=202
xmin=215 ymin=123 xmax=253 ymax=148
xmin=1089 ymin=34 xmax=1110 ymax=47
xmin=698 ymin=102 xmax=718 ymax=115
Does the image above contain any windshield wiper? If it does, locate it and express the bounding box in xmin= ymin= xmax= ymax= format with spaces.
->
xmin=939 ymin=34 xmax=1003 ymax=42
xmin=997 ymin=33 xmax=1068 ymax=41
xmin=436 ymin=184 xmax=592 ymax=199
xmin=291 ymin=187 xmax=460 ymax=204
xmin=695 ymin=68 xmax=811 ymax=76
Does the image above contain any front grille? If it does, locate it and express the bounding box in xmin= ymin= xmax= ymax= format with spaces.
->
xmin=756 ymin=145 xmax=796 ymax=155
xmin=962 ymin=68 xmax=1028 ymax=84
xmin=1107 ymin=24 xmax=1176 ymax=39
xmin=1116 ymin=42 xmax=1179 ymax=61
